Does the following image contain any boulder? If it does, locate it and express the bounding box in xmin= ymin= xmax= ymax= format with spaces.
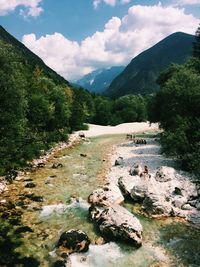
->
xmin=25 ymin=182 xmax=36 ymax=188
xmin=88 ymin=184 xmax=124 ymax=206
xmin=196 ymin=202 xmax=200 ymax=210
xmin=181 ymin=204 xmax=193 ymax=210
xmin=118 ymin=176 xmax=138 ymax=197
xmin=173 ymin=187 xmax=183 ymax=196
xmin=37 ymin=162 xmax=45 ymax=168
xmin=89 ymin=204 xmax=143 ymax=247
xmin=131 ymin=182 xmax=148 ymax=202
xmin=57 ymin=229 xmax=90 ymax=254
xmin=143 ymin=193 xmax=172 ymax=216
xmin=114 ymin=157 xmax=124 ymax=166
xmin=0 ymin=181 xmax=7 ymax=193
xmin=172 ymin=195 xmax=187 ymax=209
xmin=79 ymin=132 xmax=85 ymax=138
xmin=52 ymin=163 xmax=63 ymax=169
xmin=80 ymin=153 xmax=87 ymax=157
xmin=129 ymin=164 xmax=143 ymax=176
xmin=155 ymin=166 xmax=175 ymax=182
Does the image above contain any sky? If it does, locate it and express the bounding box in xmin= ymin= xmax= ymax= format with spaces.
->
xmin=0 ymin=0 xmax=200 ymax=81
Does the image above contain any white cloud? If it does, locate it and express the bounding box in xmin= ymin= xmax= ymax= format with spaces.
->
xmin=0 ymin=0 xmax=43 ymax=17
xmin=93 ymin=0 xmax=130 ymax=8
xmin=22 ymin=3 xmax=199 ymax=81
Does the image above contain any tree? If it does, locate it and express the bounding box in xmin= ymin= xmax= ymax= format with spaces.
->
xmin=0 ymin=42 xmax=28 ymax=172
xmin=193 ymin=24 xmax=200 ymax=59
xmin=114 ymin=95 xmax=147 ymax=123
xmin=151 ymin=61 xmax=200 ymax=174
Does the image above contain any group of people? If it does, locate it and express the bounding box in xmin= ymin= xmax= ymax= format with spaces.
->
xmin=126 ymin=134 xmax=147 ymax=145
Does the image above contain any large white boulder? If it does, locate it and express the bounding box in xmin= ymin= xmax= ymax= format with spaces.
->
xmin=88 ymin=184 xmax=124 ymax=206
xmin=118 ymin=175 xmax=139 ymax=197
xmin=155 ymin=166 xmax=175 ymax=182
xmin=89 ymin=204 xmax=143 ymax=248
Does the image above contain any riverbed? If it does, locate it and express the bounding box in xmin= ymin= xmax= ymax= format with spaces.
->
xmin=0 ymin=132 xmax=200 ymax=267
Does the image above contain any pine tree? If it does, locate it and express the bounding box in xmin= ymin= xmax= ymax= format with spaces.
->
xmin=193 ymin=24 xmax=200 ymax=59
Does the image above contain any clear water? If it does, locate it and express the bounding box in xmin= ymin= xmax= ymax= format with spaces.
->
xmin=12 ymin=135 xmax=200 ymax=266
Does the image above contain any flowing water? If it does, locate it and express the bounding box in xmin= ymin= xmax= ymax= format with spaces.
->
xmin=2 ymin=134 xmax=200 ymax=267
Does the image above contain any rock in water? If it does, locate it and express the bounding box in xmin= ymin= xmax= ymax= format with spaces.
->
xmin=52 ymin=163 xmax=63 ymax=169
xmin=89 ymin=204 xmax=143 ymax=247
xmin=88 ymin=185 xmax=124 ymax=205
xmin=57 ymin=229 xmax=90 ymax=254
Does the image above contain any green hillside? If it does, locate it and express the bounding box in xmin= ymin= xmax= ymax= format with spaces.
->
xmin=0 ymin=26 xmax=94 ymax=174
xmin=106 ymin=32 xmax=194 ymax=98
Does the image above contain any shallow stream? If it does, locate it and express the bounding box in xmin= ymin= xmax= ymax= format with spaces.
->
xmin=1 ymin=134 xmax=200 ymax=266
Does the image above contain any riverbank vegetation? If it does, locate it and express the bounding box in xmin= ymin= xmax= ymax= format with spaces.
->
xmin=149 ymin=24 xmax=200 ymax=174
xmin=1 ymin=24 xmax=200 ymax=176
xmin=0 ymin=39 xmax=147 ymax=175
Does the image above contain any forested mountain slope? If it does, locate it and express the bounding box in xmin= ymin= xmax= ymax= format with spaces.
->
xmin=0 ymin=26 xmax=94 ymax=174
xmin=0 ymin=26 xmax=68 ymax=85
xmin=107 ymin=32 xmax=194 ymax=98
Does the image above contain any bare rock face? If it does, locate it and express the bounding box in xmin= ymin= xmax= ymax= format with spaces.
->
xmin=155 ymin=166 xmax=175 ymax=182
xmin=88 ymin=184 xmax=124 ymax=206
xmin=89 ymin=204 xmax=143 ymax=248
xmin=57 ymin=229 xmax=90 ymax=254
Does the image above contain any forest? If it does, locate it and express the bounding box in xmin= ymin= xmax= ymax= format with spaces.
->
xmin=0 ymin=24 xmax=200 ymax=176
xmin=149 ymin=25 xmax=200 ymax=174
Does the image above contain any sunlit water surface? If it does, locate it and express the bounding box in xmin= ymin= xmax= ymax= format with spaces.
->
xmin=14 ymin=135 xmax=200 ymax=266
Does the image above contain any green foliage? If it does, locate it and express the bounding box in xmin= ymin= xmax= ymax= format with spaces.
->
xmin=92 ymin=96 xmax=114 ymax=125
xmin=114 ymin=95 xmax=147 ymax=123
xmin=0 ymin=220 xmax=40 ymax=266
xmin=92 ymin=94 xmax=148 ymax=126
xmin=0 ymin=38 xmax=90 ymax=174
xmin=106 ymin=32 xmax=194 ymax=98
xmin=70 ymin=88 xmax=95 ymax=130
xmin=0 ymin=42 xmax=28 ymax=171
xmin=193 ymin=23 xmax=200 ymax=59
xmin=0 ymin=28 xmax=149 ymax=174
xmin=150 ymin=55 xmax=200 ymax=174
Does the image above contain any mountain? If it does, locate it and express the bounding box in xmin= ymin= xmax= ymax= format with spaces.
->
xmin=76 ymin=66 xmax=125 ymax=93
xmin=106 ymin=32 xmax=194 ymax=98
xmin=0 ymin=25 xmax=68 ymax=85
xmin=0 ymin=25 xmax=96 ymax=174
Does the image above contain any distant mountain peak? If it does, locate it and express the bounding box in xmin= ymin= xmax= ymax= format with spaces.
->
xmin=76 ymin=66 xmax=125 ymax=93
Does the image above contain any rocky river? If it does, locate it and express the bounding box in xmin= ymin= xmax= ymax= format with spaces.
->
xmin=0 ymin=132 xmax=200 ymax=267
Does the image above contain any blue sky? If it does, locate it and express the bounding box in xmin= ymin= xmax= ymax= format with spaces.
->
xmin=0 ymin=0 xmax=200 ymax=80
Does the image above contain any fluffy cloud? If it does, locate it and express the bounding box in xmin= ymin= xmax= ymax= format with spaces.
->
xmin=22 ymin=3 xmax=199 ymax=81
xmin=93 ymin=0 xmax=130 ymax=9
xmin=0 ymin=0 xmax=43 ymax=17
